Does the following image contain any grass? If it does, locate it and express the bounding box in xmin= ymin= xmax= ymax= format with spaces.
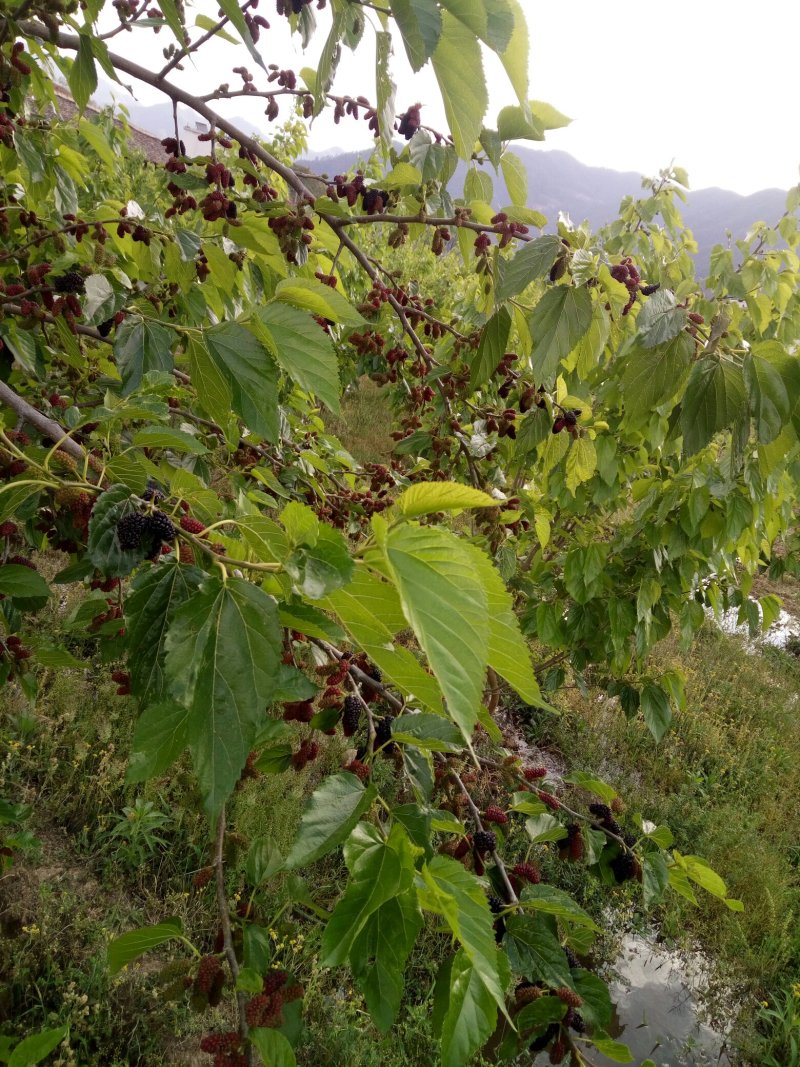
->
xmin=324 ymin=378 xmax=395 ymax=464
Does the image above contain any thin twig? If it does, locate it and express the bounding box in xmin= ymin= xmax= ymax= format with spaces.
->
xmin=214 ymin=808 xmax=253 ymax=1065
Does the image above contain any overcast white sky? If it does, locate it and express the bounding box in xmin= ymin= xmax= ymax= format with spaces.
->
xmin=99 ymin=0 xmax=799 ymax=194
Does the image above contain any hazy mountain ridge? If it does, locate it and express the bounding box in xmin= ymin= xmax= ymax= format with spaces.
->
xmin=104 ymin=93 xmax=787 ymax=269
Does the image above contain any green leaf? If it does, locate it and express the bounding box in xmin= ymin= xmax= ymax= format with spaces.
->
xmin=417 ymin=856 xmax=507 ymax=1016
xmin=249 ymin=1028 xmax=297 ymax=1067
xmin=529 ymin=99 xmax=572 ymax=130
xmin=322 ymin=570 xmax=444 ymax=715
xmin=322 ymin=823 xmax=416 ymax=965
xmin=525 ymin=813 xmax=567 ymax=844
xmin=621 ymin=332 xmax=694 ymax=420
xmin=245 ymin=835 xmax=284 ymax=886
xmin=571 ymin=969 xmax=612 ymax=1030
xmin=504 ymin=913 xmax=572 ymax=986
xmin=381 ymin=524 xmax=489 ymax=737
xmin=520 ymin=884 xmax=600 ymax=930
xmin=394 ymin=481 xmax=497 ymax=517
xmin=375 ymin=31 xmax=397 ymax=150
xmin=680 ymin=357 xmax=746 ymax=455
xmin=389 ymin=0 xmax=442 ymax=71
xmin=516 ymin=996 xmax=566 ymax=1034
xmin=563 ymin=771 xmax=616 ymax=803
xmin=744 ymin=350 xmax=791 ymax=443
xmin=497 ymin=103 xmax=544 ymax=141
xmin=529 ymin=286 xmax=593 ymax=382
xmin=495 ymin=236 xmax=562 ymax=302
xmin=254 ymin=303 xmax=341 ymax=413
xmin=352 ymin=887 xmax=423 ymax=1031
xmin=498 ymin=0 xmax=528 ymax=107
xmin=8 ymin=1027 xmax=68 ymax=1067
xmin=68 ymin=34 xmax=97 ymax=113
xmin=642 ymin=852 xmax=669 ymax=908
xmin=435 ymin=948 xmax=504 ymax=1067
xmin=157 ymin=0 xmax=186 ymax=46
xmin=126 ymin=700 xmax=191 ymax=784
xmin=460 ymin=542 xmax=546 ymax=707
xmin=431 ymin=12 xmax=488 ymax=159
xmin=216 ymin=0 xmax=268 ymax=71
xmin=590 ymin=1036 xmax=634 ymax=1063
xmin=392 ymin=713 xmax=463 ymax=751
xmin=125 ymin=560 xmax=204 ymax=704
xmin=469 ymin=306 xmax=511 ymax=390
xmin=636 ymin=289 xmax=688 ymax=349
xmin=132 ymin=426 xmax=208 ymax=455
xmin=640 ymin=682 xmax=672 ymax=742
xmin=186 ymin=336 xmax=233 ymax=427
xmin=565 ymin=435 xmax=596 ymax=495
xmin=286 ymin=773 xmax=377 ymax=868
xmin=0 ymin=565 xmax=50 ymax=600
xmin=285 ymin=525 xmax=354 ymax=599
xmin=114 ymin=317 xmax=174 ymax=396
xmin=164 ymin=577 xmax=282 ymax=815
xmin=107 ymin=918 xmax=183 ymax=975
xmin=205 ymin=322 xmax=279 ymax=442
xmin=273 ymin=278 xmax=364 ymax=328
xmin=501 ymin=151 xmax=527 ymax=207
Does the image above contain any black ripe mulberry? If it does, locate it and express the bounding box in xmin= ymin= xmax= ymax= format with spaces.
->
xmin=397 ymin=104 xmax=421 ymax=139
xmin=589 ymin=801 xmax=622 ymax=836
xmin=610 ymin=851 xmax=637 ymax=884
xmin=147 ymin=510 xmax=176 ymax=543
xmin=488 ymin=894 xmax=504 ymax=915
xmin=473 ymin=829 xmax=497 ymax=855
xmin=116 ymin=512 xmax=147 ymax=550
xmin=342 ymin=695 xmax=361 ymax=737
xmin=374 ymin=715 xmax=395 ymax=754
xmin=52 ymin=269 xmax=85 ymax=294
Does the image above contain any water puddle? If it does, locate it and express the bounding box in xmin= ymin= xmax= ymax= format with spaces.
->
xmin=528 ymin=934 xmax=731 ymax=1066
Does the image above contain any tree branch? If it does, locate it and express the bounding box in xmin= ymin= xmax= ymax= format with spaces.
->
xmin=0 ymin=380 xmax=85 ymax=461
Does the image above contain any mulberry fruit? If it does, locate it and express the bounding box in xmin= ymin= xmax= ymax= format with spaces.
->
xmin=345 ymin=758 xmax=370 ymax=782
xmin=488 ymin=894 xmax=504 ymax=914
xmin=610 ymin=851 xmax=638 ymax=883
xmin=523 ymin=766 xmax=548 ymax=781
xmin=262 ymin=969 xmax=288 ymax=995
xmin=512 ymin=862 xmax=541 ymax=885
xmin=567 ymin=824 xmax=585 ymax=861
xmin=7 ymin=555 xmax=35 ymax=569
xmin=397 ymin=103 xmax=421 ymax=139
xmin=549 ymin=1035 xmax=567 ymax=1064
xmin=374 ymin=715 xmax=395 ymax=754
xmin=342 ymin=695 xmax=361 ymax=736
xmin=52 ymin=269 xmax=85 ymax=294
xmin=555 ymin=986 xmax=582 ymax=1008
xmin=0 ymin=521 xmax=17 ymax=537
xmin=116 ymin=512 xmax=147 ymax=550
xmin=484 ymin=805 xmax=509 ymax=824
xmin=180 ymin=515 xmax=206 ymax=533
xmin=563 ymin=946 xmax=580 ymax=969
xmin=195 ymin=954 xmax=223 ymax=995
xmin=537 ymin=790 xmax=561 ymax=811
xmin=588 ymin=802 xmax=621 ymax=836
xmin=193 ymin=866 xmax=214 ymax=889
xmin=473 ymin=830 xmax=497 ymax=854
xmin=570 ymin=1011 xmax=586 ymax=1033
xmin=147 ymin=510 xmax=176 ymax=543
xmin=199 ymin=1031 xmax=240 ymax=1053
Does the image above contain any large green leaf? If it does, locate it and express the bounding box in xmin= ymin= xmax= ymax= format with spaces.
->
xmin=469 ymin=306 xmax=511 ymax=390
xmin=416 ymin=856 xmax=506 ymax=1015
xmin=125 ymin=560 xmax=204 ymax=703
xmin=571 ymin=969 xmax=612 ymax=1029
xmin=431 ymin=12 xmax=487 ymax=159
xmin=126 ymin=699 xmax=191 ymax=784
xmin=495 ymin=236 xmax=562 ymax=302
xmin=186 ymin=336 xmax=233 ymax=428
xmin=204 ymin=321 xmax=279 ymax=442
xmin=8 ymin=1027 xmax=68 ymax=1067
xmin=529 ymin=286 xmax=593 ymax=382
xmin=381 ymin=524 xmax=488 ymax=735
xmin=744 ymin=349 xmax=791 ymax=443
xmin=390 ymin=0 xmax=442 ymax=71
xmin=394 ymin=481 xmax=497 ymax=516
xmin=107 ymin=918 xmax=183 ymax=975
xmin=285 ymin=525 xmax=354 ymax=599
xmin=322 ymin=569 xmax=444 ymax=715
xmin=164 ymin=577 xmax=282 ymax=815
xmin=352 ymin=888 xmax=424 ymax=1032
xmin=114 ymin=317 xmax=174 ymax=395
xmin=520 ymin=884 xmax=599 ymax=929
xmin=680 ymin=357 xmax=747 ymax=455
xmin=500 ymin=150 xmax=528 ymax=207
xmin=285 ymin=773 xmax=377 ymax=869
xmin=253 ymin=304 xmax=341 ymax=414
xmin=434 ymin=948 xmax=507 ymax=1067
xmin=498 ymin=0 xmax=528 ymax=107
xmin=68 ymin=34 xmax=97 ymax=113
xmin=640 ymin=682 xmax=672 ymax=742
xmin=322 ymin=823 xmax=415 ymax=965
xmin=249 ymin=1029 xmax=296 ymax=1067
xmin=461 ymin=542 xmax=545 ymax=707
xmin=273 ymin=278 xmax=364 ymax=327
xmin=636 ymin=289 xmax=688 ymax=348
xmin=504 ymin=913 xmax=572 ymax=987
xmin=0 ymin=564 xmax=50 ymax=600
xmin=621 ymin=332 xmax=694 ymax=420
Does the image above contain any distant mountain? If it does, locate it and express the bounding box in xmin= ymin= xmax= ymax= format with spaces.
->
xmin=297 ymin=146 xmax=788 ymax=269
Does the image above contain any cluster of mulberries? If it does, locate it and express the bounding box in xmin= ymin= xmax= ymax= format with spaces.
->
xmin=344 ymin=758 xmax=370 ymax=782
xmin=483 ymin=805 xmax=508 ymax=825
xmin=610 ymin=851 xmax=640 ymax=884
xmin=291 ymin=738 xmax=319 ymax=771
xmin=111 ymin=669 xmax=130 ymax=696
xmin=0 ymin=521 xmax=17 ymax=538
xmin=194 ymin=955 xmax=223 ymax=996
xmin=559 ymin=823 xmax=584 ymax=862
xmin=0 ymin=633 xmax=32 ymax=670
xmin=116 ymin=509 xmax=176 ymax=552
xmin=199 ymin=1030 xmax=246 ymax=1066
xmin=588 ymin=802 xmax=622 ymax=837
xmin=511 ymin=862 xmax=541 ymax=886
xmin=342 ymin=695 xmax=361 ymax=737
xmin=473 ymin=830 xmax=497 ymax=855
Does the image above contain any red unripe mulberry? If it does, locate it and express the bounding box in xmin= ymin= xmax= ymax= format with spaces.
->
xmin=484 ymin=805 xmax=509 ymax=824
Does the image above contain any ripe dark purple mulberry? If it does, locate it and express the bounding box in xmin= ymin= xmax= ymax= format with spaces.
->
xmin=473 ymin=829 xmax=497 ymax=854
xmin=52 ymin=269 xmax=85 ymax=294
xmin=610 ymin=851 xmax=637 ymax=883
xmin=146 ymin=510 xmax=176 ymax=543
xmin=342 ymin=695 xmax=361 ymax=737
xmin=116 ymin=512 xmax=147 ymax=550
xmin=374 ymin=715 xmax=395 ymax=754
